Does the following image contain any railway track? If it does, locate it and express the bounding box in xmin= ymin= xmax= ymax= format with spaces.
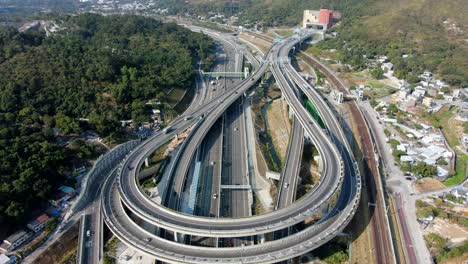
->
xmin=302 ymin=52 xmax=395 ymax=264
xmin=246 ymin=31 xmax=275 ymax=43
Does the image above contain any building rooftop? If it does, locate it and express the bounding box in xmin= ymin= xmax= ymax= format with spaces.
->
xmin=0 ymin=254 xmax=10 ymax=264
xmin=58 ymin=186 xmax=75 ymax=195
xmin=421 ymin=145 xmax=447 ymax=158
xmin=4 ymin=230 xmax=28 ymax=244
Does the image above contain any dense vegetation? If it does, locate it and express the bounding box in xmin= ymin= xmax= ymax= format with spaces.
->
xmin=157 ymin=0 xmax=467 ymax=86
xmin=317 ymin=0 xmax=468 ymax=87
xmin=0 ymin=13 xmax=214 ymax=224
xmin=158 ymin=0 xmax=367 ymax=26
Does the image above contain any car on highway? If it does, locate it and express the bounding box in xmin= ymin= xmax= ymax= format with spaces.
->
xmin=163 ymin=127 xmax=172 ymax=134
xmin=86 ymin=230 xmax=91 ymax=237
xmin=213 ymin=193 xmax=218 ymax=199
xmin=144 ymin=237 xmax=152 ymax=242
xmin=284 ymin=183 xmax=289 ymax=188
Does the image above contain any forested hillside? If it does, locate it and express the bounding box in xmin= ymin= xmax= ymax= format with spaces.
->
xmin=160 ymin=0 xmax=467 ymax=86
xmin=159 ymin=0 xmax=367 ymax=26
xmin=0 ymin=13 xmax=214 ymax=224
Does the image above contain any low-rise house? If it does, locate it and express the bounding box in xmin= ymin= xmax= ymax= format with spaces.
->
xmin=0 ymin=254 xmax=15 ymax=264
xmin=421 ymin=134 xmax=444 ymax=145
xmin=420 ymin=123 xmax=432 ymax=132
xmin=444 ymin=95 xmax=454 ymax=101
xmin=451 ymin=187 xmax=468 ymax=204
xmin=381 ymin=62 xmax=394 ymax=71
xmin=422 ymin=97 xmax=433 ymax=107
xmin=377 ymin=56 xmax=388 ymax=63
xmin=0 ymin=230 xmax=32 ymax=253
xmin=419 ymin=145 xmax=450 ymax=163
xmin=406 ymin=96 xmax=419 ymax=107
xmin=400 ymin=155 xmax=416 ymax=164
xmin=455 ymin=111 xmax=468 ymax=122
xmin=462 ymin=135 xmax=468 ymax=152
xmin=420 ymin=80 xmax=429 ymax=87
xmin=27 ymin=214 xmax=50 ymax=233
xmin=383 ymin=118 xmax=398 ymax=124
xmin=436 ymin=166 xmax=450 ymax=181
xmin=397 ymin=144 xmax=407 ymax=152
xmin=418 ymin=214 xmax=434 ymax=223
xmin=427 ymin=88 xmax=438 ymax=97
xmin=412 ymin=87 xmax=426 ymax=98
xmin=419 ymin=71 xmax=433 ymax=80
xmin=49 ymin=191 xmax=71 ymax=207
xmin=435 ymin=79 xmax=449 ymax=88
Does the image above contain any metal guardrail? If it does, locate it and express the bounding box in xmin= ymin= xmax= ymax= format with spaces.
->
xmin=99 ymin=31 xmax=362 ymax=263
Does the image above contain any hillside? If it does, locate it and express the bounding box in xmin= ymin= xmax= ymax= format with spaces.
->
xmin=158 ymin=0 xmax=368 ymax=26
xmin=158 ymin=0 xmax=467 ymax=85
xmin=318 ymin=0 xmax=468 ymax=86
xmin=0 ymin=13 xmax=214 ymax=226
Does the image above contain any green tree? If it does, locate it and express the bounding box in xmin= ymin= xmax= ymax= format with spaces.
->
xmin=55 ymin=113 xmax=81 ymax=135
xmin=370 ymin=67 xmax=385 ymax=79
xmin=45 ymin=217 xmax=58 ymax=232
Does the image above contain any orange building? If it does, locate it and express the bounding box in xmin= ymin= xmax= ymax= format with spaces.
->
xmin=319 ymin=9 xmax=333 ymax=29
xmin=303 ymin=9 xmax=334 ymax=30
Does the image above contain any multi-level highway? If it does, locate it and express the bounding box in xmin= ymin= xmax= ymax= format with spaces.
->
xmin=299 ymin=51 xmax=395 ymax=264
xmin=99 ymin=28 xmax=362 ymax=263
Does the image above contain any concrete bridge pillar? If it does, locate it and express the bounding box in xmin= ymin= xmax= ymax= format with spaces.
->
xmin=288 ymin=106 xmax=294 ymax=120
xmin=259 ymin=234 xmax=266 ymax=244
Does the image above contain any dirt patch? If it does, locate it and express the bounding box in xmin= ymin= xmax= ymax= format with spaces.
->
xmin=265 ymin=99 xmax=291 ymax=161
xmin=239 ymin=33 xmax=271 ymax=53
xmin=415 ymin=178 xmax=446 ymax=192
xmin=424 ymin=218 xmax=468 ymax=245
xmin=34 ymin=223 xmax=79 ymax=264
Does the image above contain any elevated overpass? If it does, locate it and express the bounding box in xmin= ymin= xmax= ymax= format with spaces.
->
xmin=100 ymin=29 xmax=361 ymax=263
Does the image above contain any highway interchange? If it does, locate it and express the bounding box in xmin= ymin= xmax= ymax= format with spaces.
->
xmin=94 ymin=26 xmax=363 ymax=263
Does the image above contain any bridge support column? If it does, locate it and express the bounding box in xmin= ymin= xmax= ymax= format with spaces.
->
xmin=258 ymin=234 xmax=266 ymax=244
xmin=174 ymin=232 xmax=186 ymax=243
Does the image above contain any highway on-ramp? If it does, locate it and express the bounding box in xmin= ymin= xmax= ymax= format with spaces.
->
xmin=100 ymin=29 xmax=362 ymax=263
